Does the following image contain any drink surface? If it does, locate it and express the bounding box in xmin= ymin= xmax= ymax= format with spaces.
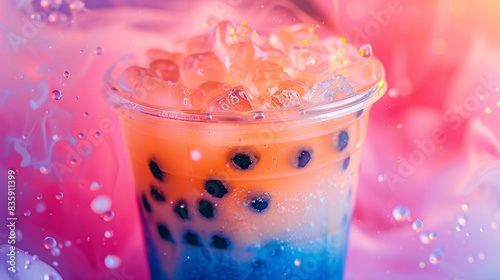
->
xmin=105 ymin=20 xmax=386 ymax=280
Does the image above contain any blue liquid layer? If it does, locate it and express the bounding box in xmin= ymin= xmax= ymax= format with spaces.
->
xmin=141 ymin=209 xmax=349 ymax=280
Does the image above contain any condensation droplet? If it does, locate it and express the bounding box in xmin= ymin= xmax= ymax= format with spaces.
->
xmin=44 ymin=273 xmax=59 ymax=280
xmin=63 ymin=71 xmax=70 ymax=78
xmin=104 ymin=255 xmax=121 ymax=269
xmin=478 ymin=252 xmax=486 ymax=260
xmin=37 ymin=194 xmax=43 ymax=200
xmin=412 ymin=220 xmax=424 ymax=232
xmin=94 ymin=131 xmax=102 ymax=138
xmin=377 ymin=174 xmax=386 ymax=183
xmin=55 ymin=192 xmax=64 ymax=200
xmin=457 ymin=215 xmax=467 ymax=226
xmin=104 ymin=230 xmax=114 ymax=238
xmin=89 ymin=181 xmax=101 ymax=191
xmin=91 ymin=195 xmax=112 ymax=214
xmin=51 ymin=90 xmax=63 ymax=100
xmin=392 ymin=205 xmax=411 ymax=222
xmin=69 ymin=0 xmax=85 ymax=11
xmin=485 ymin=107 xmax=491 ymax=114
xmin=50 ymin=247 xmax=61 ymax=256
xmin=429 ymin=248 xmax=444 ymax=264
xmin=456 ymin=225 xmax=463 ymax=232
xmin=190 ymin=150 xmax=201 ymax=161
xmin=52 ymin=261 xmax=59 ymax=267
xmin=31 ymin=13 xmax=41 ymax=22
xmin=359 ymin=44 xmax=373 ymax=57
xmin=293 ymin=259 xmax=301 ymax=266
xmin=39 ymin=166 xmax=49 ymax=174
xmin=419 ymin=261 xmax=425 ymax=268
xmin=299 ymin=109 xmax=306 ymax=115
xmin=102 ymin=211 xmax=115 ymax=222
xmin=253 ymin=111 xmax=266 ymax=120
xmin=419 ymin=231 xmax=437 ymax=245
xmin=467 ymin=256 xmax=474 ymax=264
xmin=24 ymin=210 xmax=31 ymax=217
xmin=84 ymin=112 xmax=89 ymax=117
xmin=43 ymin=237 xmax=57 ymax=249
xmin=461 ymin=203 xmax=469 ymax=212
xmin=94 ymin=47 xmax=104 ymax=56
xmin=64 ymin=240 xmax=72 ymax=247
xmin=78 ymin=132 xmax=85 ymax=138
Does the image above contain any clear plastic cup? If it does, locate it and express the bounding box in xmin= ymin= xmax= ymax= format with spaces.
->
xmin=104 ymin=23 xmax=386 ymax=280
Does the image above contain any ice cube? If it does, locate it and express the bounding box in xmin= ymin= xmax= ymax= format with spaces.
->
xmin=335 ymin=58 xmax=382 ymax=92
xmin=269 ymin=24 xmax=319 ymax=54
xmin=208 ymin=86 xmax=252 ymax=112
xmin=265 ymin=89 xmax=302 ymax=109
xmin=254 ymin=44 xmax=292 ymax=69
xmin=150 ymin=59 xmax=180 ymax=82
xmin=180 ymin=52 xmax=225 ymax=86
xmin=133 ymin=75 xmax=189 ymax=109
xmin=189 ymin=81 xmax=231 ymax=110
xmin=184 ymin=33 xmax=214 ymax=54
xmin=214 ymin=21 xmax=253 ymax=46
xmin=118 ymin=66 xmax=154 ymax=92
xmin=305 ymin=75 xmax=356 ymax=104
xmin=289 ymin=45 xmax=333 ymax=85
xmin=246 ymin=61 xmax=290 ymax=106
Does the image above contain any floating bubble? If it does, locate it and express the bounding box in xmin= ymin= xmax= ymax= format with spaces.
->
xmin=457 ymin=215 xmax=467 ymax=226
xmin=104 ymin=255 xmax=121 ymax=269
xmin=253 ymin=111 xmax=266 ymax=120
xmin=51 ymin=90 xmax=63 ymax=100
xmin=392 ymin=205 xmax=411 ymax=222
xmin=419 ymin=231 xmax=437 ymax=245
xmin=89 ymin=181 xmax=101 ymax=191
xmin=293 ymin=259 xmax=301 ymax=266
xmin=94 ymin=47 xmax=104 ymax=56
xmin=429 ymin=248 xmax=444 ymax=264
xmin=456 ymin=225 xmax=463 ymax=232
xmin=63 ymin=71 xmax=70 ymax=78
xmin=461 ymin=203 xmax=469 ymax=212
xmin=24 ymin=210 xmax=31 ymax=217
xmin=37 ymin=194 xmax=43 ymax=200
xmin=190 ymin=150 xmax=201 ymax=161
xmin=419 ymin=261 xmax=425 ymax=268
xmin=94 ymin=131 xmax=102 ymax=138
xmin=31 ymin=13 xmax=42 ymax=22
xmin=64 ymin=240 xmax=72 ymax=247
xmin=50 ymin=247 xmax=61 ymax=256
xmin=90 ymin=195 xmax=112 ymax=214
xmin=44 ymin=273 xmax=60 ymax=280
xmin=55 ymin=192 xmax=64 ymax=200
xmin=359 ymin=44 xmax=373 ymax=57
xmin=69 ymin=0 xmax=85 ymax=11
xmin=104 ymin=230 xmax=114 ymax=238
xmin=412 ymin=220 xmax=424 ymax=232
xmin=103 ymin=211 xmax=115 ymax=222
xmin=377 ymin=174 xmax=386 ymax=183
xmin=52 ymin=261 xmax=58 ymax=267
xmin=43 ymin=237 xmax=57 ymax=249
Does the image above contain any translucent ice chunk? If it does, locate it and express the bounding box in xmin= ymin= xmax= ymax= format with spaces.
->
xmin=254 ymin=44 xmax=292 ymax=68
xmin=246 ymin=61 xmax=290 ymax=106
xmin=265 ymin=89 xmax=302 ymax=109
xmin=146 ymin=48 xmax=182 ymax=64
xmin=305 ymin=75 xmax=356 ymax=104
xmin=335 ymin=58 xmax=383 ymax=92
xmin=184 ymin=34 xmax=214 ymax=54
xmin=133 ymin=75 xmax=189 ymax=108
xmin=214 ymin=21 xmax=253 ymax=46
xmin=208 ymin=86 xmax=252 ymax=112
xmin=118 ymin=66 xmax=153 ymax=92
xmin=180 ymin=52 xmax=225 ymax=86
xmin=289 ymin=45 xmax=332 ymax=85
xmin=189 ymin=81 xmax=231 ymax=110
xmin=269 ymin=24 xmax=319 ymax=54
xmin=150 ymin=59 xmax=179 ymax=82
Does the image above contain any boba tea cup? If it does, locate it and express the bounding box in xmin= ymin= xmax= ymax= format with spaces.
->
xmin=104 ymin=21 xmax=386 ymax=280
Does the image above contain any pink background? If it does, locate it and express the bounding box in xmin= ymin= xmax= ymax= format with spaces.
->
xmin=1 ymin=0 xmax=499 ymax=279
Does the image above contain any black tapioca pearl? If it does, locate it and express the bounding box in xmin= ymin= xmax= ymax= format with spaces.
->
xmin=174 ymin=200 xmax=189 ymax=220
xmin=211 ymin=234 xmax=230 ymax=249
xmin=249 ymin=196 xmax=270 ymax=213
xmin=342 ymin=156 xmax=350 ymax=170
xmin=157 ymin=224 xmax=174 ymax=243
xmin=150 ymin=185 xmax=165 ymax=202
xmin=184 ymin=231 xmax=202 ymax=247
xmin=230 ymin=151 xmax=258 ymax=170
xmin=142 ymin=193 xmax=152 ymax=213
xmin=251 ymin=259 xmax=265 ymax=269
xmin=149 ymin=160 xmax=164 ymax=182
xmin=356 ymin=109 xmax=364 ymax=118
xmin=337 ymin=130 xmax=349 ymax=152
xmin=297 ymin=149 xmax=312 ymax=168
xmin=198 ymin=199 xmax=215 ymax=219
xmin=204 ymin=179 xmax=229 ymax=198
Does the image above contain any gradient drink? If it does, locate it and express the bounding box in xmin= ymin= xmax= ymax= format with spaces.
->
xmin=105 ymin=21 xmax=386 ymax=279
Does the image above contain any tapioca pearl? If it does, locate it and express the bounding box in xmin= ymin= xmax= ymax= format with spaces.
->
xmin=141 ymin=193 xmax=152 ymax=213
xmin=204 ymin=179 xmax=229 ymax=198
xmin=356 ymin=109 xmax=364 ymax=118
xmin=342 ymin=156 xmax=350 ymax=170
xmin=149 ymin=160 xmax=164 ymax=182
xmin=211 ymin=234 xmax=230 ymax=250
xmin=157 ymin=224 xmax=174 ymax=243
xmin=230 ymin=151 xmax=258 ymax=170
xmin=249 ymin=195 xmax=270 ymax=213
xmin=184 ymin=231 xmax=202 ymax=247
xmin=150 ymin=185 xmax=165 ymax=202
xmin=336 ymin=130 xmax=349 ymax=152
xmin=296 ymin=149 xmax=312 ymax=168
xmin=174 ymin=200 xmax=189 ymax=220
xmin=198 ymin=199 xmax=215 ymax=219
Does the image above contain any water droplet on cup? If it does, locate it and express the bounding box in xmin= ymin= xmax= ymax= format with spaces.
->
xmin=102 ymin=211 xmax=115 ymax=221
xmin=94 ymin=131 xmax=102 ymax=138
xmin=104 ymin=255 xmax=121 ymax=269
xmin=63 ymin=71 xmax=70 ymax=78
xmin=51 ymin=90 xmax=63 ymax=100
xmin=429 ymin=248 xmax=444 ymax=264
xmin=359 ymin=44 xmax=373 ymax=57
xmin=91 ymin=195 xmax=112 ymax=214
xmin=55 ymin=192 xmax=64 ymax=200
xmin=37 ymin=194 xmax=43 ymax=200
xmin=89 ymin=181 xmax=101 ymax=191
xmin=104 ymin=230 xmax=114 ymax=238
xmin=294 ymin=259 xmax=301 ymax=266
xmin=457 ymin=215 xmax=467 ymax=226
xmin=392 ymin=205 xmax=410 ymax=222
xmin=412 ymin=220 xmax=424 ymax=232
xmin=69 ymin=0 xmax=85 ymax=11
xmin=31 ymin=13 xmax=41 ymax=22
xmin=94 ymin=47 xmax=104 ymax=56
xmin=43 ymin=237 xmax=57 ymax=249
xmin=50 ymin=247 xmax=61 ymax=256
xmin=253 ymin=111 xmax=266 ymax=120
xmin=24 ymin=210 xmax=31 ymax=216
